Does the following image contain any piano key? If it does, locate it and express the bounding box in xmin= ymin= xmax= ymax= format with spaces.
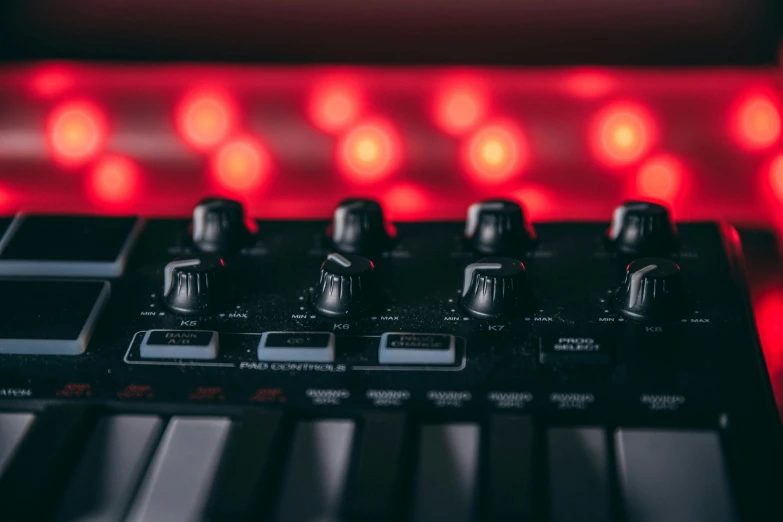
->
xmin=207 ymin=409 xmax=290 ymax=522
xmin=616 ymin=429 xmax=738 ymax=522
xmin=0 ymin=413 xmax=35 ymax=474
xmin=272 ymin=420 xmax=356 ymax=522
xmin=343 ymin=412 xmax=411 ymax=522
xmin=0 ymin=405 xmax=99 ymax=522
xmin=412 ymin=423 xmax=480 ymax=522
xmin=547 ymin=427 xmax=611 ymax=522
xmin=55 ymin=415 xmax=163 ymax=522
xmin=481 ymin=415 xmax=536 ymax=522
xmin=125 ymin=417 xmax=232 ymax=522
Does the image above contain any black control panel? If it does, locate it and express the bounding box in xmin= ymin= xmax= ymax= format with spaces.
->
xmin=0 ymin=198 xmax=780 ymax=522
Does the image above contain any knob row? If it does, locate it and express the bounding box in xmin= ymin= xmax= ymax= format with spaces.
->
xmin=189 ymin=197 xmax=677 ymax=258
xmin=161 ymin=253 xmax=684 ymax=322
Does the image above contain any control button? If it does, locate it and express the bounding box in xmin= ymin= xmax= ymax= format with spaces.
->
xmin=465 ymin=199 xmax=535 ymax=255
xmin=56 ymin=415 xmax=164 ymax=522
xmin=461 ymin=257 xmax=527 ymax=319
xmin=330 ymin=198 xmax=393 ymax=256
xmin=378 ymin=333 xmax=456 ymax=365
xmin=192 ymin=197 xmax=253 ymax=253
xmin=140 ymin=330 xmax=219 ymax=360
xmin=162 ymin=255 xmax=226 ymax=315
xmin=0 ymin=280 xmax=110 ymax=355
xmin=0 ymin=215 xmax=143 ymax=277
xmin=608 ymin=201 xmax=678 ymax=255
xmin=539 ymin=335 xmax=612 ymax=365
xmin=616 ymin=429 xmax=738 ymax=522
xmin=0 ymin=413 xmax=35 ymax=475
xmin=257 ymin=332 xmax=335 ymax=362
xmin=126 ymin=417 xmax=232 ymax=522
xmin=548 ymin=428 xmax=611 ymax=522
xmin=312 ymin=253 xmax=376 ymax=318
xmin=614 ymin=258 xmax=684 ymax=322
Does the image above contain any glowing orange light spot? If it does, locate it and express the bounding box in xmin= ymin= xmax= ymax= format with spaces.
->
xmin=176 ymin=90 xmax=236 ymax=151
xmin=732 ymin=94 xmax=781 ymax=150
xmin=590 ymin=102 xmax=656 ymax=167
xmin=46 ymin=101 xmax=107 ymax=166
xmin=637 ymin=155 xmax=684 ymax=201
xmin=309 ymin=83 xmax=363 ymax=133
xmin=383 ymin=184 xmax=428 ymax=218
xmin=768 ymin=153 xmax=783 ymax=200
xmin=212 ymin=137 xmax=269 ymax=191
xmin=463 ymin=121 xmax=527 ymax=183
xmin=30 ymin=67 xmax=74 ymax=97
xmin=561 ymin=70 xmax=615 ymax=99
xmin=89 ymin=156 xmax=139 ymax=203
xmin=434 ymin=83 xmax=487 ymax=135
xmin=338 ymin=120 xmax=401 ymax=183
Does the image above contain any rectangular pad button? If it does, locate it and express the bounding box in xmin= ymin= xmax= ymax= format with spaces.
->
xmin=0 ymin=280 xmax=110 ymax=355
xmin=0 ymin=215 xmax=142 ymax=277
xmin=258 ymin=332 xmax=335 ymax=362
xmin=140 ymin=330 xmax=219 ymax=360
xmin=616 ymin=429 xmax=738 ymax=522
xmin=379 ymin=333 xmax=455 ymax=365
xmin=0 ymin=413 xmax=35 ymax=475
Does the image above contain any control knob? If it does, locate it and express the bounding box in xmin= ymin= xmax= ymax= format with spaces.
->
xmin=465 ymin=199 xmax=536 ymax=255
xmin=614 ymin=258 xmax=684 ymax=321
xmin=192 ymin=197 xmax=254 ymax=253
xmin=330 ymin=198 xmax=393 ymax=255
xmin=162 ymin=255 xmax=226 ymax=315
xmin=312 ymin=253 xmax=376 ymax=317
xmin=608 ymin=201 xmax=678 ymax=255
xmin=461 ymin=257 xmax=527 ymax=319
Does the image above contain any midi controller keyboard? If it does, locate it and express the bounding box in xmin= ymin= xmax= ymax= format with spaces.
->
xmin=0 ymin=197 xmax=780 ymax=522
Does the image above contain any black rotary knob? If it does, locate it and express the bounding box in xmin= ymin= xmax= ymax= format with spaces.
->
xmin=330 ymin=198 xmax=393 ymax=255
xmin=465 ymin=199 xmax=536 ymax=256
xmin=608 ymin=201 xmax=678 ymax=255
xmin=461 ymin=257 xmax=527 ymax=319
xmin=192 ymin=197 xmax=253 ymax=253
xmin=312 ymin=253 xmax=376 ymax=318
xmin=162 ymin=255 xmax=226 ymax=315
xmin=614 ymin=258 xmax=684 ymax=322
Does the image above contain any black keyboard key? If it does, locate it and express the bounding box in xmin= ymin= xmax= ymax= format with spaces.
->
xmin=208 ymin=409 xmax=290 ymax=522
xmin=343 ymin=412 xmax=411 ymax=522
xmin=0 ymin=405 xmax=99 ymax=521
xmin=481 ymin=415 xmax=537 ymax=522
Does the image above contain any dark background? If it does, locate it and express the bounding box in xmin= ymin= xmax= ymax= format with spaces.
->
xmin=0 ymin=0 xmax=781 ymax=65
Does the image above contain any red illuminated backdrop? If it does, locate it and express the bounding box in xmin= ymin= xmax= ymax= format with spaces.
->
xmin=1 ymin=62 xmax=783 ymax=412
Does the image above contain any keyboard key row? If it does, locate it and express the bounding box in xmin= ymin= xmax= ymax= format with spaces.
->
xmin=0 ymin=408 xmax=738 ymax=522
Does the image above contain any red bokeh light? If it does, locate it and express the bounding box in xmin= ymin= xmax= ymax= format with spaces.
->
xmin=590 ymin=102 xmax=656 ymax=167
xmin=211 ymin=136 xmax=269 ymax=191
xmin=382 ymin=183 xmax=429 ymax=219
xmin=768 ymin=153 xmax=783 ymax=201
xmin=463 ymin=120 xmax=528 ymax=183
xmin=176 ymin=90 xmax=237 ymax=152
xmin=636 ymin=154 xmax=685 ymax=202
xmin=309 ymin=82 xmax=363 ymax=133
xmin=731 ymin=93 xmax=782 ymax=151
xmin=433 ymin=81 xmax=487 ymax=135
xmin=29 ymin=66 xmax=75 ymax=98
xmin=754 ymin=289 xmax=783 ymax=410
xmin=338 ymin=119 xmax=401 ymax=183
xmin=88 ymin=155 xmax=140 ymax=204
xmin=46 ymin=100 xmax=107 ymax=167
xmin=560 ymin=70 xmax=616 ymax=99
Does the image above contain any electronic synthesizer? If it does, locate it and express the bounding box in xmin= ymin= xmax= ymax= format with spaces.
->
xmin=0 ymin=197 xmax=781 ymax=522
